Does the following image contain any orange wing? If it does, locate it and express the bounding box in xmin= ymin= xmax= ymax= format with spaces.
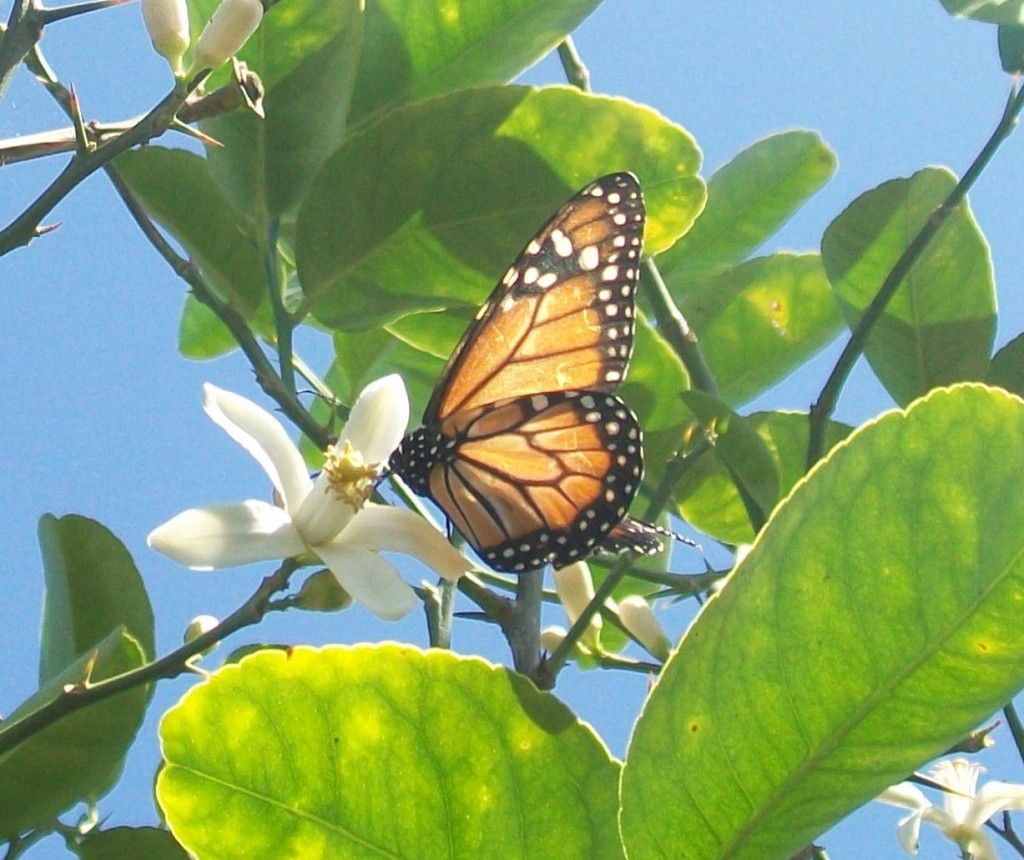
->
xmin=423 ymin=173 xmax=645 ymax=423
xmin=426 ymin=390 xmax=645 ymax=573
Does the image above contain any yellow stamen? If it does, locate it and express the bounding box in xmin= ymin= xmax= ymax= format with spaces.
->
xmin=322 ymin=440 xmax=380 ymax=510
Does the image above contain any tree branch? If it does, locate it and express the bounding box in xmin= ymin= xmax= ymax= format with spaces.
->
xmin=0 ymin=561 xmax=300 ymax=759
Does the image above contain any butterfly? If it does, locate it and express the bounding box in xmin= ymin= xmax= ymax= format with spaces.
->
xmin=388 ymin=172 xmax=674 ymax=574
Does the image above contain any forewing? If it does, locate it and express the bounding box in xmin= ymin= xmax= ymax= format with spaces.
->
xmin=425 ymin=173 xmax=646 ymax=423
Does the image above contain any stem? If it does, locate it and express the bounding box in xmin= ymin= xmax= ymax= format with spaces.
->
xmin=106 ymin=168 xmax=329 ymax=446
xmin=806 ymin=81 xmax=1024 ymax=467
xmin=265 ymin=217 xmax=297 ymax=397
xmin=433 ymin=579 xmax=457 ymax=649
xmin=0 ymin=79 xmax=193 ymax=255
xmin=0 ymin=561 xmax=300 ymax=759
xmin=39 ymin=0 xmax=132 ymax=25
xmin=1004 ymin=703 xmax=1024 ymax=767
xmin=507 ymin=571 xmax=543 ymax=679
xmin=642 ymin=258 xmax=719 ymax=396
xmin=557 ymin=38 xmax=590 ymax=91
xmin=556 ymin=35 xmax=719 ymax=397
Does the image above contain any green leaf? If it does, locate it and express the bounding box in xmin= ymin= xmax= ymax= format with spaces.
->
xmin=658 ymin=130 xmax=836 ymax=282
xmin=38 ymin=514 xmax=155 ymax=684
xmin=620 ymin=318 xmax=691 ymax=485
xmin=115 ymin=147 xmax=270 ymax=319
xmin=679 ymin=253 xmax=843 ymax=405
xmin=333 ymin=327 xmax=446 ymax=417
xmin=937 ymin=0 xmax=1024 ymax=24
xmin=822 ymin=168 xmax=995 ymax=405
xmin=348 ymin=0 xmax=603 ymax=125
xmin=201 ymin=0 xmax=363 ymax=216
xmin=296 ymin=85 xmax=704 ymax=330
xmin=0 ymin=630 xmax=149 ymax=840
xmin=999 ymin=24 xmax=1024 ymax=72
xmin=177 ymin=294 xmax=239 ymax=359
xmin=76 ymin=826 xmax=189 ymax=860
xmin=621 ymin=384 xmax=1024 ymax=859
xmin=988 ymin=332 xmax=1024 ymax=397
xmin=158 ymin=645 xmax=622 ymax=859
xmin=675 ymin=410 xmax=852 ymax=546
xmin=679 ymin=391 xmax=780 ymax=530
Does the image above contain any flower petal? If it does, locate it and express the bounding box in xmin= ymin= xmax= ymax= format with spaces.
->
xmin=292 ymin=472 xmax=355 ymax=547
xmin=338 ymin=375 xmax=409 ymax=464
xmin=314 ymin=543 xmax=418 ymax=620
xmin=203 ymin=384 xmax=313 ymax=513
xmin=148 ymin=501 xmax=304 ymax=568
xmin=965 ymin=779 xmax=1024 ymax=827
xmin=894 ymin=810 xmax=924 ymax=855
xmin=965 ymin=830 xmax=1001 ymax=860
xmin=878 ymin=782 xmax=930 ymax=811
xmin=336 ymin=504 xmax=471 ymax=580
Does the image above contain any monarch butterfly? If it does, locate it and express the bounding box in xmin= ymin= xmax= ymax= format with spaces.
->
xmin=388 ymin=172 xmax=672 ymax=574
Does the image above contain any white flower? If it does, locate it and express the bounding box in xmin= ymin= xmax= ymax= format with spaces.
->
xmin=193 ymin=0 xmax=263 ymax=71
xmin=141 ymin=0 xmax=190 ymax=74
xmin=878 ymin=758 xmax=1024 ymax=860
xmin=148 ymin=377 xmax=470 ymax=621
xmin=616 ymin=595 xmax=671 ymax=660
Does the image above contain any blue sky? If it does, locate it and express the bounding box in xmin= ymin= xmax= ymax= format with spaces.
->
xmin=2 ymin=1 xmax=1023 ymax=857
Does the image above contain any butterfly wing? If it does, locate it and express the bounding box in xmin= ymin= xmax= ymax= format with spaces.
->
xmin=423 ymin=172 xmax=645 ymax=424
xmin=425 ymin=390 xmax=645 ymax=573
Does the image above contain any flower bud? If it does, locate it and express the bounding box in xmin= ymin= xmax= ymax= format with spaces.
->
xmin=294 ymin=569 xmax=353 ymax=613
xmin=618 ymin=595 xmax=671 ymax=661
xmin=141 ymin=0 xmax=190 ymax=75
xmin=194 ymin=0 xmax=264 ymax=71
xmin=183 ymin=614 xmax=220 ymax=656
xmin=553 ymin=561 xmax=601 ymax=649
xmin=540 ymin=626 xmax=567 ymax=654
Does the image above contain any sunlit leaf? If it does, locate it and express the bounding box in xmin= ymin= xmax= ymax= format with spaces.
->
xmin=297 ymin=85 xmax=704 ymax=330
xmin=678 ymin=253 xmax=842 ymax=405
xmin=822 ymin=167 xmax=995 ymax=405
xmin=348 ymin=0 xmax=604 ymax=124
xmin=622 ymin=384 xmax=1024 ymax=858
xmin=658 ymin=130 xmax=836 ymax=281
xmin=201 ymin=0 xmax=364 ymax=216
xmin=158 ymin=645 xmax=622 ymax=858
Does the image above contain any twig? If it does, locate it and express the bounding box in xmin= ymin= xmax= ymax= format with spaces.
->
xmin=1005 ymin=703 xmax=1024 ymax=767
xmin=806 ymin=81 xmax=1024 ymax=467
xmin=0 ymin=561 xmax=300 ymax=759
xmin=642 ymin=258 xmax=720 ymax=396
xmin=0 ymin=79 xmax=193 ymax=254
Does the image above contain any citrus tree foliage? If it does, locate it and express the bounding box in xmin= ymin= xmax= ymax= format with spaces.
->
xmin=3 ymin=1 xmax=1024 ymax=858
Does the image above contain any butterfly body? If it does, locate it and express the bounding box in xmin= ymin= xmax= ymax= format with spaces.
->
xmin=389 ymin=172 xmax=668 ymax=574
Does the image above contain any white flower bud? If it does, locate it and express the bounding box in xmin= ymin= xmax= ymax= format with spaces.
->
xmin=618 ymin=595 xmax=671 ymax=661
xmin=141 ymin=0 xmax=190 ymax=75
xmin=183 ymin=614 xmax=220 ymax=655
xmin=540 ymin=626 xmax=567 ymax=654
xmin=194 ymin=0 xmax=264 ymax=71
xmin=553 ymin=561 xmax=601 ymax=648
